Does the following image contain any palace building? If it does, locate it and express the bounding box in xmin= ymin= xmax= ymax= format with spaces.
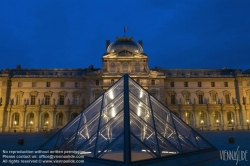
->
xmin=0 ymin=36 xmax=250 ymax=132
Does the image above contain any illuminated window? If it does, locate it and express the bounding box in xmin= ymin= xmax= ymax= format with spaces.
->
xmin=212 ymin=94 xmax=217 ymax=104
xmin=13 ymin=113 xmax=20 ymax=127
xmin=184 ymin=94 xmax=189 ymax=104
xmin=42 ymin=113 xmax=49 ymax=127
xmin=26 ymin=113 xmax=34 ymax=127
xmin=185 ymin=112 xmax=193 ymax=125
xmin=227 ymin=112 xmax=234 ymax=124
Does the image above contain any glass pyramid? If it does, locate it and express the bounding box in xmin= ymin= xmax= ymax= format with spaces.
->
xmin=39 ymin=74 xmax=216 ymax=164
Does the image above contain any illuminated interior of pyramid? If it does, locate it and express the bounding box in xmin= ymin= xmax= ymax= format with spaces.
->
xmin=39 ymin=74 xmax=216 ymax=163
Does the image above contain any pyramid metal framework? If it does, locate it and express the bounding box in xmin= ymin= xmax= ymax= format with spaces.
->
xmin=39 ymin=74 xmax=216 ymax=164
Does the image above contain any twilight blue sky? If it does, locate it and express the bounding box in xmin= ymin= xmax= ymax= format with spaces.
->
xmin=0 ymin=0 xmax=249 ymax=71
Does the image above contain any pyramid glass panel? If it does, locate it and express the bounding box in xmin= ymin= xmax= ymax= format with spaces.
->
xmin=129 ymin=77 xmax=150 ymax=106
xmin=98 ymin=133 xmax=124 ymax=162
xmin=39 ymin=74 xmax=217 ymax=165
xmin=130 ymin=133 xmax=155 ymax=162
xmin=103 ymin=77 xmax=124 ymax=108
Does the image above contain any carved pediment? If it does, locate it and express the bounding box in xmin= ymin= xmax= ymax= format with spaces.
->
xmin=182 ymin=90 xmax=190 ymax=97
xmin=44 ymin=91 xmax=53 ymax=97
xmin=15 ymin=91 xmax=24 ymax=97
xmin=30 ymin=91 xmax=38 ymax=97
xmin=58 ymin=91 xmax=67 ymax=97
xmin=196 ymin=90 xmax=204 ymax=96
xmin=73 ymin=91 xmax=81 ymax=96
xmin=209 ymin=90 xmax=217 ymax=96
xmin=168 ymin=90 xmax=176 ymax=96
xmin=222 ymin=90 xmax=231 ymax=96
xmin=117 ymin=50 xmax=135 ymax=56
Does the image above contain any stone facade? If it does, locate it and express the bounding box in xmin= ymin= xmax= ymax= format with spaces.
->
xmin=0 ymin=36 xmax=250 ymax=132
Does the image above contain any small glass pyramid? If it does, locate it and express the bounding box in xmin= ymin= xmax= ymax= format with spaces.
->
xmin=39 ymin=74 xmax=216 ymax=164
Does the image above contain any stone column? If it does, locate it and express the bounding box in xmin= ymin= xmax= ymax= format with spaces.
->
xmin=193 ymin=105 xmax=197 ymax=128
xmin=21 ymin=106 xmax=26 ymax=132
xmin=207 ymin=109 xmax=211 ymax=130
xmin=37 ymin=106 xmax=41 ymax=132
xmin=221 ymin=106 xmax=225 ymax=130
xmin=235 ymin=109 xmax=241 ymax=130
xmin=6 ymin=109 xmax=11 ymax=132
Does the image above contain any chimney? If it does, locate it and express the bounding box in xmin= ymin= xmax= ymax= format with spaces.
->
xmin=138 ymin=40 xmax=143 ymax=47
xmin=106 ymin=40 xmax=110 ymax=50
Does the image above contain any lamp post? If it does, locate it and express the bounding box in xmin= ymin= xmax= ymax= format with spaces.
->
xmin=14 ymin=121 xmax=17 ymax=132
xmin=247 ymin=120 xmax=249 ymax=130
xmin=216 ymin=120 xmax=219 ymax=130
xmin=231 ymin=119 xmax=234 ymax=130
xmin=45 ymin=121 xmax=49 ymax=132
xmin=201 ymin=120 xmax=204 ymax=131
xmin=30 ymin=121 xmax=33 ymax=132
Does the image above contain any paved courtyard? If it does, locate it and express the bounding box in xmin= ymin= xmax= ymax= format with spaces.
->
xmin=0 ymin=130 xmax=249 ymax=165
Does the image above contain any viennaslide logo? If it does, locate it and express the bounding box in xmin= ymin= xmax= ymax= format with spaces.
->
xmin=220 ymin=146 xmax=248 ymax=165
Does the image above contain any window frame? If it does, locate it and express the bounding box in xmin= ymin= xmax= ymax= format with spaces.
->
xmin=46 ymin=82 xmax=51 ymax=87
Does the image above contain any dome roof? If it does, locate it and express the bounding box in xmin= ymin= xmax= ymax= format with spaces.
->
xmin=107 ymin=37 xmax=143 ymax=54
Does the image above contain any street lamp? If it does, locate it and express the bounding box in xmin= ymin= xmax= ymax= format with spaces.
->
xmin=247 ymin=120 xmax=249 ymax=130
xmin=231 ymin=119 xmax=234 ymax=130
xmin=44 ymin=121 xmax=49 ymax=132
xmin=14 ymin=121 xmax=17 ymax=132
xmin=30 ymin=121 xmax=33 ymax=132
xmin=216 ymin=119 xmax=219 ymax=130
xmin=201 ymin=120 xmax=204 ymax=131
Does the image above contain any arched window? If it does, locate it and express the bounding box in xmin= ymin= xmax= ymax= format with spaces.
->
xmin=227 ymin=112 xmax=234 ymax=124
xmin=213 ymin=111 xmax=221 ymax=129
xmin=185 ymin=112 xmax=193 ymax=125
xmin=200 ymin=111 xmax=207 ymax=126
xmin=12 ymin=113 xmax=20 ymax=127
xmin=42 ymin=113 xmax=49 ymax=127
xmin=57 ymin=113 xmax=64 ymax=126
xmin=122 ymin=62 xmax=128 ymax=73
xmin=26 ymin=113 xmax=34 ymax=127
xmin=110 ymin=63 xmax=116 ymax=73
xmin=71 ymin=112 xmax=78 ymax=120
xmin=135 ymin=63 xmax=140 ymax=72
